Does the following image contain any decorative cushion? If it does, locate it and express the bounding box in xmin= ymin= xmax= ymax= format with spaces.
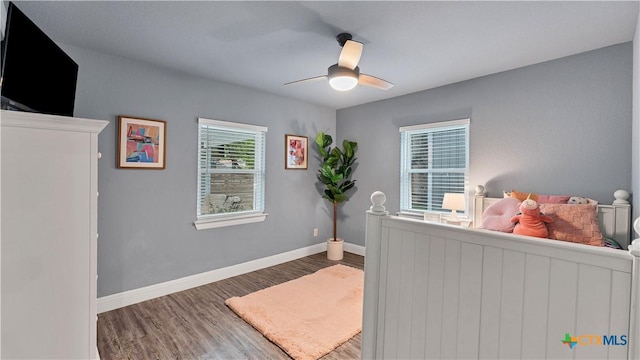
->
xmin=481 ymin=198 xmax=520 ymax=232
xmin=537 ymin=195 xmax=571 ymax=204
xmin=567 ymin=196 xmax=599 ymax=205
xmin=510 ymin=190 xmax=538 ymax=202
xmin=509 ymin=189 xmax=570 ymax=204
xmin=539 ymin=203 xmax=604 ymax=246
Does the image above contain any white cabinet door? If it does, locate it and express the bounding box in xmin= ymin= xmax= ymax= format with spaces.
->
xmin=1 ymin=110 xmax=107 ymax=359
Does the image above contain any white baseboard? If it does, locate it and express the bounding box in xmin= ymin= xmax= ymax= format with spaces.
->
xmin=344 ymin=242 xmax=366 ymax=256
xmin=97 ymin=242 xmax=365 ymax=313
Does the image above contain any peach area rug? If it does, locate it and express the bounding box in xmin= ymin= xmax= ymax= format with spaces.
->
xmin=225 ymin=264 xmax=364 ymax=360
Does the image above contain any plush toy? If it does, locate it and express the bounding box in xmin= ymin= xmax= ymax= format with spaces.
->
xmin=510 ymin=197 xmax=553 ymax=238
xmin=567 ymin=196 xmax=588 ymax=204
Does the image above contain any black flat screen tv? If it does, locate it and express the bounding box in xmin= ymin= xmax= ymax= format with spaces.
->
xmin=1 ymin=2 xmax=78 ymax=117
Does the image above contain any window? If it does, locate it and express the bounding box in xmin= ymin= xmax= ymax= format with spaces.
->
xmin=195 ymin=118 xmax=267 ymax=230
xmin=400 ymin=118 xmax=469 ymax=214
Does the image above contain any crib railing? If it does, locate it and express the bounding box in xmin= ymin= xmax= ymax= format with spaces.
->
xmin=362 ymin=191 xmax=640 ymax=360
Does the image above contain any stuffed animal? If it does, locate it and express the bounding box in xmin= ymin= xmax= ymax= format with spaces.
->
xmin=567 ymin=196 xmax=588 ymax=204
xmin=510 ymin=197 xmax=553 ymax=238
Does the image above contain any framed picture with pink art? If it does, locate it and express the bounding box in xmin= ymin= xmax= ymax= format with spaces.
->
xmin=117 ymin=116 xmax=166 ymax=169
xmin=285 ymin=134 xmax=308 ymax=170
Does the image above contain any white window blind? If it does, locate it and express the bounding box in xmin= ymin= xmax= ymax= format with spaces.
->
xmin=400 ymin=119 xmax=469 ymax=213
xmin=196 ymin=118 xmax=267 ymax=228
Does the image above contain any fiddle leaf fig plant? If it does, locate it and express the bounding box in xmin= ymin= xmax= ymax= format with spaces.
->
xmin=315 ymin=132 xmax=357 ymax=241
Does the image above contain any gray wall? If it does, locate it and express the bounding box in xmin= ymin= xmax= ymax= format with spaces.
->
xmin=337 ymin=43 xmax=633 ymax=246
xmin=61 ymin=40 xmax=634 ymax=296
xmin=63 ymin=45 xmax=336 ymax=297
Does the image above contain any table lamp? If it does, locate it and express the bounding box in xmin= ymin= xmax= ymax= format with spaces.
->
xmin=442 ymin=193 xmax=466 ymax=224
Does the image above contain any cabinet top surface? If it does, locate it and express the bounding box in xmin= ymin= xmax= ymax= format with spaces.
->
xmin=1 ymin=109 xmax=109 ymax=133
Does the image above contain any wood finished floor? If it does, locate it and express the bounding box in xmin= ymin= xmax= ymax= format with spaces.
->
xmin=97 ymin=252 xmax=364 ymax=360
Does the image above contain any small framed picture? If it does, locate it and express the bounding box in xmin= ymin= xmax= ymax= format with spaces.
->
xmin=285 ymin=134 xmax=308 ymax=170
xmin=117 ymin=116 xmax=166 ymax=169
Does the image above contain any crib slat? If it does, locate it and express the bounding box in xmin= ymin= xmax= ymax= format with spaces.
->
xmin=374 ymin=226 xmax=390 ymax=358
xmin=479 ymin=246 xmax=504 ymax=359
xmin=409 ymin=234 xmax=430 ymax=359
xmin=546 ymin=259 xmax=579 ymax=360
xmin=424 ymin=236 xmax=446 ymax=359
xmin=521 ymin=254 xmax=551 ymax=359
xmin=381 ymin=228 xmax=405 ymax=359
xmin=398 ymin=232 xmax=416 ymax=358
xmin=609 ymin=271 xmax=631 ymax=360
xmin=394 ymin=231 xmax=417 ymax=359
xmin=440 ymin=240 xmax=462 ymax=359
xmin=457 ymin=242 xmax=484 ymax=359
xmin=499 ymin=250 xmax=526 ymax=359
xmin=574 ymin=264 xmax=611 ymax=359
xmin=420 ymin=237 xmax=446 ymax=359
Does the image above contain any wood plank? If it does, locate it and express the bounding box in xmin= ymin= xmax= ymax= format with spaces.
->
xmin=97 ymin=252 xmax=364 ymax=360
xmin=395 ymin=231 xmax=417 ymax=359
xmin=375 ymin=227 xmax=390 ymax=358
xmin=546 ymin=259 xmax=578 ymax=360
xmin=521 ymin=254 xmax=551 ymax=359
xmin=478 ymin=246 xmax=503 ymax=359
xmin=382 ymin=228 xmax=404 ymax=359
xmin=409 ymin=233 xmax=430 ymax=358
xmin=440 ymin=240 xmax=462 ymax=359
xmin=382 ymin=217 xmax=633 ymax=273
xmin=424 ymin=236 xmax=446 ymax=359
xmin=362 ymin=211 xmax=386 ymax=360
xmin=609 ymin=271 xmax=631 ymax=359
xmin=574 ymin=264 xmax=612 ymax=359
xmin=456 ymin=242 xmax=483 ymax=359
xmin=498 ymin=250 xmax=526 ymax=359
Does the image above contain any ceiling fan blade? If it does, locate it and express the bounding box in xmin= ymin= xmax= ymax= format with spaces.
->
xmin=338 ymin=40 xmax=363 ymax=70
xmin=359 ymin=74 xmax=394 ymax=90
xmin=283 ymin=75 xmax=327 ymax=86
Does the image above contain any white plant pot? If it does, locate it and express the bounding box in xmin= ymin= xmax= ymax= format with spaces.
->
xmin=326 ymin=238 xmax=344 ymax=261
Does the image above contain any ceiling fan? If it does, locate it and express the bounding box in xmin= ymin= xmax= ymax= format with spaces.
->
xmin=284 ymin=33 xmax=394 ymax=92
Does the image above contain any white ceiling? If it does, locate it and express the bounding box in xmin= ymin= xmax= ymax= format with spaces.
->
xmin=12 ymin=1 xmax=640 ymax=110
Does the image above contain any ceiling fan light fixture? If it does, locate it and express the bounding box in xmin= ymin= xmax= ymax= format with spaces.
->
xmin=329 ymin=75 xmax=358 ymax=91
xmin=328 ymin=64 xmax=359 ymax=91
xmin=284 ymin=34 xmax=392 ymax=91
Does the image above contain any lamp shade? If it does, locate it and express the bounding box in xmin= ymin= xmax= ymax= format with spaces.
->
xmin=328 ymin=64 xmax=359 ymax=91
xmin=329 ymin=76 xmax=358 ymax=91
xmin=442 ymin=193 xmax=466 ymax=211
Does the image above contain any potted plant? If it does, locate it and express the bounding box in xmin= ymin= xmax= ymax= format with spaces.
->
xmin=315 ymin=132 xmax=358 ymax=260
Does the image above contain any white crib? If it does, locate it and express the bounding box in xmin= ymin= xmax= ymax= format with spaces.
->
xmin=362 ymin=191 xmax=640 ymax=360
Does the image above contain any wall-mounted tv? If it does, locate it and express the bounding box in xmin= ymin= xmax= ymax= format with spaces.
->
xmin=1 ymin=2 xmax=78 ymax=117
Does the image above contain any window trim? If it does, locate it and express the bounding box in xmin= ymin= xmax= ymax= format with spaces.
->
xmin=399 ymin=118 xmax=470 ymax=216
xmin=194 ymin=211 xmax=268 ymax=230
xmin=398 ymin=118 xmax=470 ymax=133
xmin=194 ymin=117 xmax=268 ymax=230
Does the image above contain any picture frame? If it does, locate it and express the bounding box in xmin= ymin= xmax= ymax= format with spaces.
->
xmin=285 ymin=134 xmax=308 ymax=170
xmin=117 ymin=115 xmax=166 ymax=169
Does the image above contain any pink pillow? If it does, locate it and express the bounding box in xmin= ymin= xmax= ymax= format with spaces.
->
xmin=481 ymin=198 xmax=520 ymax=232
xmin=539 ymin=203 xmax=604 ymax=246
xmin=508 ymin=189 xmax=570 ymax=204
xmin=537 ymin=195 xmax=571 ymax=204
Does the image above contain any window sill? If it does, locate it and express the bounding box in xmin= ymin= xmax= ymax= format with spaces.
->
xmin=194 ymin=212 xmax=268 ymax=230
xmin=397 ymin=211 xmax=436 ymax=219
xmin=397 ymin=211 xmax=469 ymax=222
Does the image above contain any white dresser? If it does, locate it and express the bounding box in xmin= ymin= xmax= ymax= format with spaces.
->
xmin=1 ymin=110 xmax=108 ymax=359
